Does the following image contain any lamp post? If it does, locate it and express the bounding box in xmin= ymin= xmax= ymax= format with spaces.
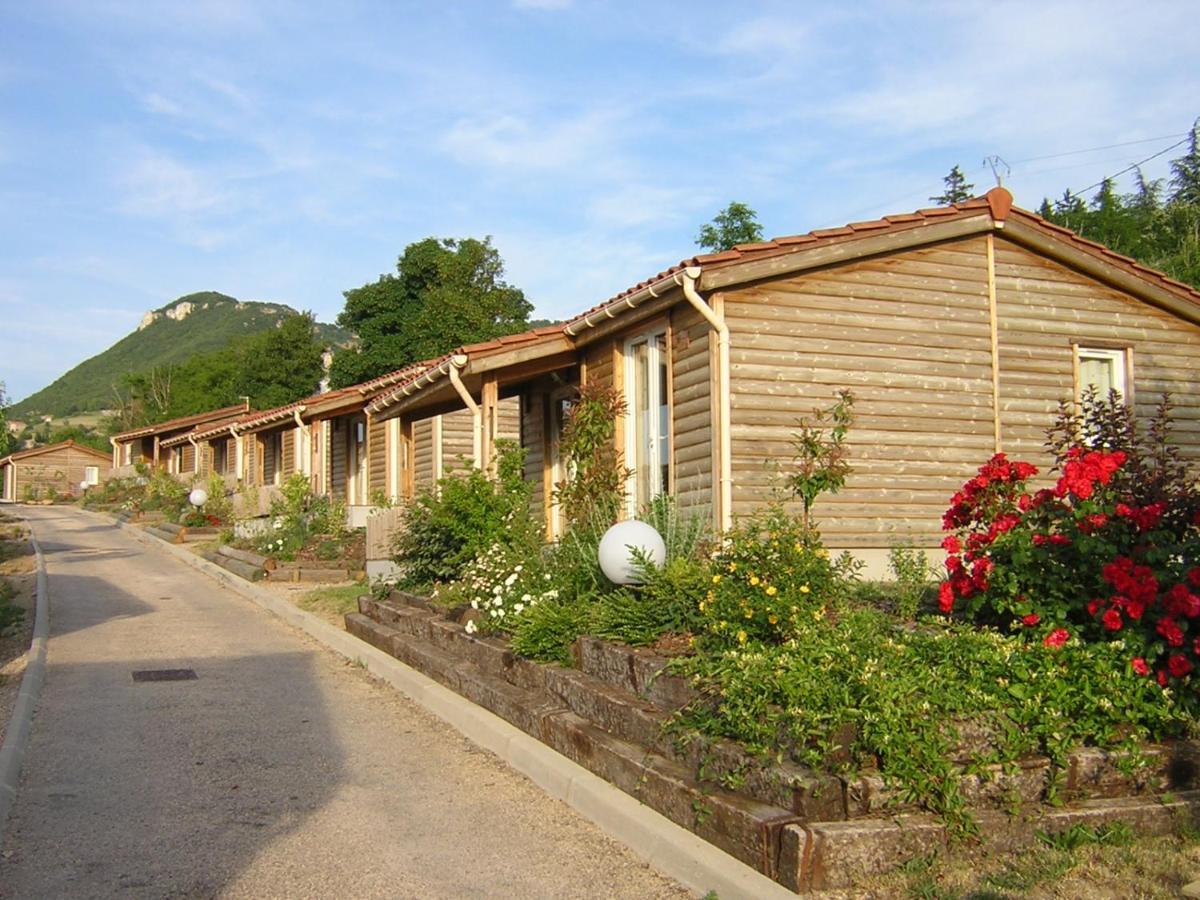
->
xmin=188 ymin=487 xmax=208 ymax=509
xmin=597 ymin=520 xmax=666 ymax=586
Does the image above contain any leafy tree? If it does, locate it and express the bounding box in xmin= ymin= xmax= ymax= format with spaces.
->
xmin=930 ymin=165 xmax=975 ymax=205
xmin=331 ymin=237 xmax=532 ymax=387
xmin=46 ymin=424 xmax=109 ymax=453
xmin=234 ymin=312 xmax=326 ymax=409
xmin=0 ymin=383 xmax=13 ymax=458
xmin=1169 ymin=120 xmax=1200 ymax=206
xmin=696 ymin=202 xmax=764 ymax=253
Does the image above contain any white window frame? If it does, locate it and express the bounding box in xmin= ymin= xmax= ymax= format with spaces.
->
xmin=84 ymin=465 xmax=100 ymax=485
xmin=623 ymin=326 xmax=671 ymax=516
xmin=1076 ymin=346 xmax=1128 ymax=402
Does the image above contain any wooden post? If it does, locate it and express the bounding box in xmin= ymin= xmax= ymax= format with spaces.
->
xmin=986 ymin=234 xmax=1002 ymax=454
xmin=400 ymin=416 xmax=415 ymax=500
xmin=481 ymin=376 xmax=499 ymax=476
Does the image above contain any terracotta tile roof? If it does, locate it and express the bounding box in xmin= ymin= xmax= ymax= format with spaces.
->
xmin=113 ymin=402 xmax=251 ymax=442
xmin=159 ymin=411 xmax=261 ymax=448
xmin=367 ymin=326 xmax=569 ymax=414
xmin=564 ymin=188 xmax=1200 ymax=331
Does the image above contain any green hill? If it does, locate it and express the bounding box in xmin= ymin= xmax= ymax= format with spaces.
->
xmin=12 ymin=292 xmax=350 ymax=418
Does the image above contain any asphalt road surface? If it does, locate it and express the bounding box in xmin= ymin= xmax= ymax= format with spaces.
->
xmin=0 ymin=507 xmax=691 ymax=899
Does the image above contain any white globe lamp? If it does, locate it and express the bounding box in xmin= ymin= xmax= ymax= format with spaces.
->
xmin=188 ymin=487 xmax=208 ymax=508
xmin=598 ymin=520 xmax=666 ymax=586
xmin=79 ymin=480 xmax=89 ymax=493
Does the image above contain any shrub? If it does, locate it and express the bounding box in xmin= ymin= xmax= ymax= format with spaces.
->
xmin=888 ymin=545 xmax=936 ymax=620
xmin=787 ymin=389 xmax=855 ymax=531
xmin=393 ymin=441 xmax=535 ymax=589
xmin=938 ymin=402 xmax=1200 ymax=693
xmin=588 ymin=556 xmax=708 ymax=646
xmin=553 ymin=383 xmax=631 ymax=529
xmin=700 ymin=503 xmax=859 ymax=647
xmin=509 ymin=598 xmax=590 ymax=665
xmin=257 ymin=473 xmax=349 ymax=561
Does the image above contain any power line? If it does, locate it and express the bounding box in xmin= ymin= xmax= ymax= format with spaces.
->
xmin=1069 ymin=134 xmax=1191 ymax=198
xmin=1008 ymin=133 xmax=1187 ymax=165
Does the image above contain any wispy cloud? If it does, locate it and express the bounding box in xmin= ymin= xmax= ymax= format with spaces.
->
xmin=440 ymin=109 xmax=627 ymax=174
xmin=512 ymin=0 xmax=573 ymax=10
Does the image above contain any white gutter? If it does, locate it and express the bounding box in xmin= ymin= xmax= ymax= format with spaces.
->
xmin=677 ymin=266 xmax=733 ymax=533
xmin=446 ymin=355 xmax=483 ymax=467
xmin=369 ymin=356 xmax=460 ymax=415
xmin=563 ymin=272 xmax=678 ymax=336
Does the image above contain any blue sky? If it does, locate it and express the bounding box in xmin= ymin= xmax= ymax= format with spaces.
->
xmin=1 ymin=0 xmax=1196 ymax=406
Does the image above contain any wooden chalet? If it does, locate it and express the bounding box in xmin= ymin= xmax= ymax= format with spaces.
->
xmin=365 ymin=188 xmax=1200 ymax=573
xmin=1 ymin=440 xmax=112 ymax=502
xmin=110 ymin=402 xmax=250 ymax=475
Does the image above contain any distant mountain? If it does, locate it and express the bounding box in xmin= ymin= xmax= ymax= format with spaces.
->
xmin=12 ymin=292 xmax=351 ymax=418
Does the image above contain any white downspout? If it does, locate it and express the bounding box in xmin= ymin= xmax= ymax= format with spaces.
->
xmin=187 ymin=434 xmax=202 ymax=479
xmin=677 ymin=266 xmax=732 ymax=533
xmin=230 ymin=425 xmax=244 ymax=482
xmin=446 ymin=354 xmax=482 ymax=467
xmin=109 ymin=436 xmax=119 ymax=469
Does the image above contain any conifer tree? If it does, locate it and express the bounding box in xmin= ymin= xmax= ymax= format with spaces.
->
xmin=931 ymin=165 xmax=975 ymax=205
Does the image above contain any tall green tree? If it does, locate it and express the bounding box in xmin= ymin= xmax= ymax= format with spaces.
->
xmin=931 ymin=166 xmax=975 ymax=205
xmin=331 ymin=237 xmax=532 ymax=388
xmin=0 ymin=382 xmax=13 ymax=457
xmin=696 ymin=202 xmax=764 ymax=253
xmin=235 ymin=312 xmax=326 ymax=409
xmin=1169 ymin=121 xmax=1200 ymax=206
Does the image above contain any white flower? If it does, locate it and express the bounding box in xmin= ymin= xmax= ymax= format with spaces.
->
xmin=496 ymin=608 xmax=505 ymax=618
xmin=514 ymin=603 xmax=525 ymax=613
xmin=493 ymin=585 xmax=503 ymax=595
xmin=521 ymin=593 xmax=531 ymax=603
xmin=465 ymin=619 xmax=478 ymax=634
xmin=543 ymin=573 xmax=552 ymax=581
xmin=470 ymin=600 xmax=479 ymax=610
xmin=504 ymin=573 xmax=518 ymax=587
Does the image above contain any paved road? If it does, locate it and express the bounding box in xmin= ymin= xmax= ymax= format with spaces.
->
xmin=0 ymin=507 xmax=691 ymax=899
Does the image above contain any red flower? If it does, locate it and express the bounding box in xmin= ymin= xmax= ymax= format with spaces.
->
xmin=1189 ymin=568 xmax=1200 ymax=589
xmin=1157 ymin=670 xmax=1169 ymax=687
xmin=1168 ymin=654 xmax=1193 ymax=678
xmin=1101 ymin=608 xmax=1123 ymax=631
xmin=1131 ymin=657 xmax=1150 ymax=676
xmin=941 ymin=535 xmax=962 ymax=554
xmin=1157 ymin=617 xmax=1185 ymax=647
xmin=1043 ymin=628 xmax=1070 ymax=648
xmin=1022 ymin=613 xmax=1041 ymax=627
xmin=937 ymin=581 xmax=955 ymax=613
xmin=1087 ymin=598 xmax=1102 ymax=616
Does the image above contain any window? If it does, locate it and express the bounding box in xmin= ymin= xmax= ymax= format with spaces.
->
xmin=624 ymin=327 xmax=670 ymax=513
xmin=1077 ymin=346 xmax=1128 ymax=401
xmin=213 ymin=441 xmax=228 ymax=475
xmin=84 ymin=466 xmax=99 ymax=485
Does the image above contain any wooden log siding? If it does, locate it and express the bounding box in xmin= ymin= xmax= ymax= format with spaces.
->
xmin=583 ymin=340 xmax=614 ymax=389
xmin=329 ymin=419 xmax=347 ymax=499
xmin=441 ymin=408 xmax=476 ymax=474
xmin=521 ymin=391 xmax=546 ymax=527
xmin=994 ymin=239 xmax=1200 ymax=469
xmin=368 ymin=416 xmax=387 ymax=495
xmin=181 ymin=443 xmax=197 ymax=474
xmin=244 ymin=433 xmax=257 ymax=485
xmin=413 ymin=418 xmax=434 ymax=489
xmin=723 ymin=236 xmax=995 ymax=548
xmin=671 ymin=303 xmax=714 ymax=522
xmin=281 ymin=430 xmax=296 ymax=479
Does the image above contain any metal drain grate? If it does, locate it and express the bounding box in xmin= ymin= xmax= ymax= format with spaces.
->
xmin=131 ymin=668 xmax=198 ymax=683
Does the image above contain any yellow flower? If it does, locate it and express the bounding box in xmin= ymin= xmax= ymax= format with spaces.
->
xmin=744 ymin=610 xmax=753 ymax=619
xmin=749 ymin=575 xmax=760 ymax=586
xmin=768 ymin=614 xmax=778 ymax=625
xmin=727 ymin=562 xmax=737 ymax=572
xmin=712 ymin=574 xmax=722 ymax=584
xmin=698 ymin=601 xmax=707 ymax=612
xmin=799 ymin=584 xmax=810 ymax=594
xmin=816 ymin=548 xmax=829 ymax=558
xmin=737 ymin=629 xmax=747 ymax=644
xmin=765 ymin=585 xmax=778 ymax=596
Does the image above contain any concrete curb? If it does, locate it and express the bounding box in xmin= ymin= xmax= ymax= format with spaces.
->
xmin=94 ymin=510 xmax=795 ymax=899
xmin=0 ymin=515 xmax=50 ymax=847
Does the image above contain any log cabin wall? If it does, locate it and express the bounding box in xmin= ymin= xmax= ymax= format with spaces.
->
xmin=722 ymin=235 xmax=996 ymax=549
xmin=413 ymin=418 xmax=434 ymax=489
xmin=441 ymin=408 xmax=475 ymax=474
xmin=368 ymin=416 xmax=387 ymax=495
xmin=281 ymin=430 xmax=296 ymax=478
xmin=181 ymin=442 xmax=197 ymax=475
xmin=993 ymin=238 xmax=1200 ymax=467
xmin=670 ymin=304 xmax=714 ymax=523
xmin=329 ymin=418 xmax=347 ymax=498
xmin=521 ymin=390 xmax=546 ymax=527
